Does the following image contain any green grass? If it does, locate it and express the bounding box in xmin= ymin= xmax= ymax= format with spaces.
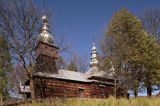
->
xmin=21 ymin=96 xmax=160 ymax=106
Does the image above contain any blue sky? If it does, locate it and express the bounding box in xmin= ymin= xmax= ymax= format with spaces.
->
xmin=36 ymin=0 xmax=160 ymax=61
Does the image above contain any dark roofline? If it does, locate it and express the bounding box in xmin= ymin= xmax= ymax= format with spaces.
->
xmin=87 ymin=75 xmax=115 ymax=80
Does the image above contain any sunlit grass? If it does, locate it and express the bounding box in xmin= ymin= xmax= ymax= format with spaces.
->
xmin=21 ymin=96 xmax=160 ymax=106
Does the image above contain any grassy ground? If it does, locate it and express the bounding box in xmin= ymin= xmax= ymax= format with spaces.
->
xmin=20 ymin=96 xmax=160 ymax=106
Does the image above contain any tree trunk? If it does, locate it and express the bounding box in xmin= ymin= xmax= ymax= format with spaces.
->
xmin=0 ymin=95 xmax=3 ymax=102
xmin=134 ymin=89 xmax=138 ymax=97
xmin=114 ymin=79 xmax=117 ymax=98
xmin=147 ymin=83 xmax=152 ymax=97
xmin=133 ymin=80 xmax=139 ymax=98
xmin=30 ymin=77 xmax=35 ymax=99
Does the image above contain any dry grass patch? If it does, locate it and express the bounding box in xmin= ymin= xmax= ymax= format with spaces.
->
xmin=20 ymin=96 xmax=160 ymax=106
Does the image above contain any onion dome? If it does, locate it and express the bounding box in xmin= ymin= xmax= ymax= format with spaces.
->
xmin=39 ymin=15 xmax=54 ymax=43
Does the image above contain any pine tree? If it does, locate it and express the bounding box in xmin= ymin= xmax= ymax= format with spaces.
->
xmin=101 ymin=8 xmax=160 ymax=97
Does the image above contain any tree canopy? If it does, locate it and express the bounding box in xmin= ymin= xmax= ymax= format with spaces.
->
xmin=101 ymin=8 xmax=160 ymax=97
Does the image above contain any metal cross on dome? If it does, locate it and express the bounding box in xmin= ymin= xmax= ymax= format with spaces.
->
xmin=43 ymin=0 xmax=46 ymax=15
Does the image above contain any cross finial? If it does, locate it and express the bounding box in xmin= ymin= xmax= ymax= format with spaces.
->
xmin=92 ymin=36 xmax=95 ymax=43
xmin=92 ymin=36 xmax=96 ymax=48
xmin=43 ymin=0 xmax=46 ymax=15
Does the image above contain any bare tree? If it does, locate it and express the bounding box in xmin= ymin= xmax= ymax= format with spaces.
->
xmin=140 ymin=8 xmax=160 ymax=40
xmin=0 ymin=0 xmax=70 ymax=97
xmin=67 ymin=55 xmax=89 ymax=73
xmin=76 ymin=55 xmax=89 ymax=73
xmin=0 ymin=0 xmax=42 ymax=98
xmin=0 ymin=0 xmax=41 ymax=72
xmin=0 ymin=0 xmax=71 ymax=71
xmin=55 ymin=34 xmax=71 ymax=53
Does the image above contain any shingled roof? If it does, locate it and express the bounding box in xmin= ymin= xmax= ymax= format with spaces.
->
xmin=34 ymin=68 xmax=114 ymax=83
xmin=34 ymin=69 xmax=90 ymax=82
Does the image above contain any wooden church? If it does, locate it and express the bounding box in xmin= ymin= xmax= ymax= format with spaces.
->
xmin=19 ymin=15 xmax=119 ymax=99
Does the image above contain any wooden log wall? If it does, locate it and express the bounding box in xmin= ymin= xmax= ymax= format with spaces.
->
xmin=33 ymin=76 xmax=114 ymax=98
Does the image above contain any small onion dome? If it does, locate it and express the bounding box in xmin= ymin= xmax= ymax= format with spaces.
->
xmin=39 ymin=15 xmax=54 ymax=44
xmin=90 ymin=42 xmax=98 ymax=69
xmin=42 ymin=15 xmax=48 ymax=22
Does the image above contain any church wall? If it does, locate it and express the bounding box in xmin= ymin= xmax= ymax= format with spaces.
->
xmin=32 ymin=76 xmax=114 ymax=98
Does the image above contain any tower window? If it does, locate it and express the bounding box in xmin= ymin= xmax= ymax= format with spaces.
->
xmin=45 ymin=46 xmax=48 ymax=49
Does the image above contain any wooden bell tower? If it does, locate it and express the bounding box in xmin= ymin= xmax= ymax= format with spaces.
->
xmin=35 ymin=15 xmax=59 ymax=74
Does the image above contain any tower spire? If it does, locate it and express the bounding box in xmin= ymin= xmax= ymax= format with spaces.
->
xmin=109 ymin=61 xmax=115 ymax=76
xmin=90 ymin=41 xmax=98 ymax=70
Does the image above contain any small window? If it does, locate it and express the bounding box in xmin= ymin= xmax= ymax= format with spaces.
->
xmin=45 ymin=46 xmax=47 ymax=49
xmin=99 ymin=85 xmax=105 ymax=97
xmin=64 ymin=89 xmax=68 ymax=97
xmin=78 ymin=88 xmax=84 ymax=97
xmin=100 ymin=88 xmax=105 ymax=95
